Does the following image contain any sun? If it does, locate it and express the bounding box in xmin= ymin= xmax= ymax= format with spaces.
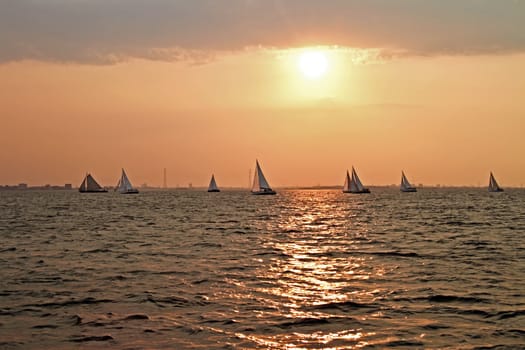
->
xmin=298 ymin=51 xmax=328 ymax=79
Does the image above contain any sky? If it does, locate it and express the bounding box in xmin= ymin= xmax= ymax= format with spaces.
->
xmin=1 ymin=0 xmax=525 ymax=187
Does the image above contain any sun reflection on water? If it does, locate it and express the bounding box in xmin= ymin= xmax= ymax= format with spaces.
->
xmin=237 ymin=329 xmax=375 ymax=350
xmin=245 ymin=191 xmax=386 ymax=348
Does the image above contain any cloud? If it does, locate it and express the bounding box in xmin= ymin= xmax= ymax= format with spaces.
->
xmin=1 ymin=0 xmax=524 ymax=64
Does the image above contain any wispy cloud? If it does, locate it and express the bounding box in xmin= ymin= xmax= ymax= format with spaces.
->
xmin=1 ymin=0 xmax=524 ymax=64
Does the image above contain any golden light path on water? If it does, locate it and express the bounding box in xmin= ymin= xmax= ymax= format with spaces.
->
xmin=239 ymin=191 xmax=395 ymax=348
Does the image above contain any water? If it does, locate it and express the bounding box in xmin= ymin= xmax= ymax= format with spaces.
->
xmin=1 ymin=189 xmax=524 ymax=349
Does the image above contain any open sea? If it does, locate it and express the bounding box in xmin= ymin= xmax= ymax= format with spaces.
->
xmin=0 ymin=188 xmax=524 ymax=349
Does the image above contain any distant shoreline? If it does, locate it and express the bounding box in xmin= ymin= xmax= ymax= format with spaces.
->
xmin=1 ymin=185 xmax=523 ymax=191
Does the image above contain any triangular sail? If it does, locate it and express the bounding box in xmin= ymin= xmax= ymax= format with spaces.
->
xmin=400 ymin=171 xmax=417 ymax=192
xmin=351 ymin=167 xmax=365 ymax=192
xmin=86 ymin=174 xmax=103 ymax=191
xmin=121 ymin=169 xmax=132 ymax=191
xmin=117 ymin=168 xmax=136 ymax=193
xmin=208 ymin=175 xmax=219 ymax=191
xmin=343 ymin=170 xmax=351 ymax=192
xmin=252 ymin=160 xmax=272 ymax=191
xmin=488 ymin=172 xmax=502 ymax=192
xmin=252 ymin=165 xmax=260 ymax=192
xmin=401 ymin=171 xmax=412 ymax=190
xmin=79 ymin=177 xmax=87 ymax=191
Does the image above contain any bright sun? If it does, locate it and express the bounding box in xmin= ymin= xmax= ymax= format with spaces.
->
xmin=298 ymin=51 xmax=328 ymax=79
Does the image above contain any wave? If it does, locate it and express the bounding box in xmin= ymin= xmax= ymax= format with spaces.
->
xmin=276 ymin=317 xmax=333 ymax=329
xmin=428 ymin=295 xmax=489 ymax=303
xmin=25 ymin=297 xmax=114 ymax=308
xmin=70 ymin=315 xmax=82 ymax=325
xmin=192 ymin=242 xmax=223 ymax=248
xmin=445 ymin=220 xmax=489 ymax=226
xmin=0 ymin=341 xmax=25 ymax=348
xmin=422 ymin=323 xmax=450 ymax=330
xmin=123 ymin=314 xmax=149 ymax=320
xmin=274 ymin=317 xmax=353 ymax=329
xmin=81 ymin=248 xmax=113 ymax=254
xmin=145 ymin=295 xmax=209 ymax=308
xmin=31 ymin=324 xmax=58 ymax=329
xmin=493 ymin=309 xmax=525 ymax=320
xmin=357 ymin=250 xmax=421 ymax=258
xmin=69 ymin=335 xmax=113 ymax=342
xmin=471 ymin=345 xmax=519 ymax=350
xmin=492 ymin=329 xmax=525 ymax=337
xmin=0 ymin=247 xmax=16 ymax=252
xmin=309 ymin=300 xmax=376 ymax=311
xmin=383 ymin=339 xmax=425 ymax=347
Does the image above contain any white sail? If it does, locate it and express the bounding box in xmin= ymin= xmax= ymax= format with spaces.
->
xmin=252 ymin=165 xmax=260 ymax=192
xmin=342 ymin=170 xmax=351 ymax=192
xmin=208 ymin=174 xmax=219 ymax=192
xmin=488 ymin=172 xmax=503 ymax=192
xmin=79 ymin=173 xmax=107 ymax=193
xmin=86 ymin=174 xmax=103 ymax=191
xmin=344 ymin=167 xmax=370 ymax=194
xmin=251 ymin=160 xmax=276 ymax=194
xmin=252 ymin=161 xmax=271 ymax=191
xmin=351 ymin=167 xmax=365 ymax=192
xmin=79 ymin=177 xmax=87 ymax=192
xmin=117 ymin=168 xmax=138 ymax=193
xmin=400 ymin=171 xmax=417 ymax=192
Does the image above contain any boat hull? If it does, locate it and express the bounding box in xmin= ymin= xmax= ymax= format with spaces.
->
xmin=488 ymin=188 xmax=504 ymax=192
xmin=343 ymin=189 xmax=370 ymax=194
xmin=79 ymin=189 xmax=108 ymax=193
xmin=252 ymin=190 xmax=276 ymax=195
xmin=208 ymin=189 xmax=220 ymax=193
xmin=401 ymin=188 xmax=417 ymax=193
xmin=120 ymin=189 xmax=139 ymax=194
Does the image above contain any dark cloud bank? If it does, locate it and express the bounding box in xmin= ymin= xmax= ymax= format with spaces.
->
xmin=1 ymin=0 xmax=524 ymax=64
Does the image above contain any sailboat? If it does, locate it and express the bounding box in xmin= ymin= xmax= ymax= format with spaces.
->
xmin=79 ymin=173 xmax=108 ymax=193
xmin=207 ymin=174 xmax=220 ymax=192
xmin=488 ymin=172 xmax=503 ymax=192
xmin=400 ymin=171 xmax=417 ymax=192
xmin=115 ymin=168 xmax=139 ymax=194
xmin=251 ymin=160 xmax=276 ymax=195
xmin=343 ymin=167 xmax=370 ymax=194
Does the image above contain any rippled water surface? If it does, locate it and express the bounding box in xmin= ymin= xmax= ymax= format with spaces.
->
xmin=1 ymin=189 xmax=524 ymax=349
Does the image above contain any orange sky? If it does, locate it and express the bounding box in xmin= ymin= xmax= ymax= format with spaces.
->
xmin=1 ymin=50 xmax=524 ymax=187
xmin=1 ymin=1 xmax=525 ymax=187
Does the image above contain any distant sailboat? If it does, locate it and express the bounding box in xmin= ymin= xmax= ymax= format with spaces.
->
xmin=343 ymin=167 xmax=370 ymax=194
xmin=115 ymin=168 xmax=139 ymax=194
xmin=251 ymin=160 xmax=276 ymax=195
xmin=488 ymin=172 xmax=503 ymax=192
xmin=207 ymin=174 xmax=220 ymax=192
xmin=79 ymin=173 xmax=107 ymax=193
xmin=400 ymin=171 xmax=417 ymax=192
